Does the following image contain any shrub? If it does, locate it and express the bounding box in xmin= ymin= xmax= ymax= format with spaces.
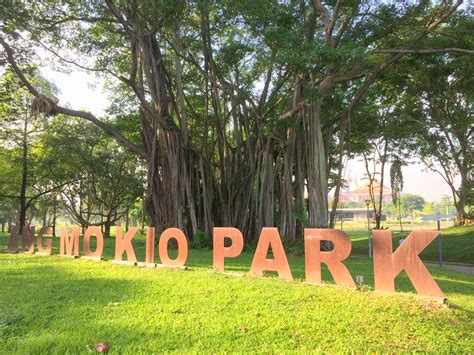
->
xmin=190 ymin=229 xmax=208 ymax=249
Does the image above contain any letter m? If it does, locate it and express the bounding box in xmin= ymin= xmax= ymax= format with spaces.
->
xmin=60 ymin=226 xmax=80 ymax=257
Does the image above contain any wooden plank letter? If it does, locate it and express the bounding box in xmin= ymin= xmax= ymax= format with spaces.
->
xmin=158 ymin=228 xmax=188 ymax=267
xmin=83 ymin=226 xmax=104 ymax=258
xmin=373 ymin=230 xmax=444 ymax=298
xmin=213 ymin=227 xmax=244 ymax=272
xmin=114 ymin=227 xmax=137 ymax=262
xmin=250 ymin=227 xmax=293 ymax=281
xmin=60 ymin=226 xmax=80 ymax=257
xmin=304 ymin=229 xmax=355 ymax=288
xmin=37 ymin=226 xmax=53 ymax=255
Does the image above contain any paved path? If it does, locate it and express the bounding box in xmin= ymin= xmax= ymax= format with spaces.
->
xmin=426 ymin=262 xmax=474 ymax=276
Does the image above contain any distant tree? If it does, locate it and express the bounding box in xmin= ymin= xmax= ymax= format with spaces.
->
xmin=42 ymin=118 xmax=145 ymax=237
xmin=393 ymin=13 xmax=474 ymax=224
xmin=423 ymin=202 xmax=436 ymax=215
xmin=401 ymin=194 xmax=425 ymax=220
xmin=0 ymin=66 xmax=61 ymax=232
xmin=344 ymin=201 xmax=366 ymax=209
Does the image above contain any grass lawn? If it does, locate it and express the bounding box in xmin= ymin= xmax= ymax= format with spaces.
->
xmin=0 ymin=232 xmax=473 ymax=353
xmin=347 ymin=225 xmax=474 ymax=264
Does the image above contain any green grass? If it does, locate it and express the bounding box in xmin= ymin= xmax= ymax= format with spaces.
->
xmin=0 ymin=233 xmax=473 ymax=353
xmin=347 ymin=225 xmax=474 ymax=264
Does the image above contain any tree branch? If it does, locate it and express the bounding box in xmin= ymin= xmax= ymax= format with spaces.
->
xmin=0 ymin=35 xmax=147 ymax=159
xmin=374 ymin=48 xmax=474 ymax=54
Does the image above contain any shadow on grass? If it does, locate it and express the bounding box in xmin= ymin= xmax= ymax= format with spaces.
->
xmin=1 ymin=250 xmax=473 ymax=353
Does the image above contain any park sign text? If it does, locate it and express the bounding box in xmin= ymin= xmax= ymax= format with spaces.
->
xmin=7 ymin=226 xmax=445 ymax=299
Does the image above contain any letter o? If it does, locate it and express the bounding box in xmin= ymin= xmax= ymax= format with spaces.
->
xmin=84 ymin=226 xmax=104 ymax=258
xmin=159 ymin=228 xmax=188 ymax=267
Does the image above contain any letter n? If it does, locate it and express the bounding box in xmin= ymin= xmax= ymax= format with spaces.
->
xmin=373 ymin=230 xmax=444 ymax=298
xmin=22 ymin=225 xmax=35 ymax=253
xmin=60 ymin=226 xmax=80 ymax=257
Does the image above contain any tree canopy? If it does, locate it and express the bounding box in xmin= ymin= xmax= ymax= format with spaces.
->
xmin=0 ymin=0 xmax=472 ymax=239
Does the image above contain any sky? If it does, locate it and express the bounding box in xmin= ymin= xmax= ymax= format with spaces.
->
xmin=39 ymin=67 xmax=456 ymax=203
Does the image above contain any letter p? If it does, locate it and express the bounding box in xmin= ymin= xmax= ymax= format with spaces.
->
xmin=213 ymin=227 xmax=243 ymax=272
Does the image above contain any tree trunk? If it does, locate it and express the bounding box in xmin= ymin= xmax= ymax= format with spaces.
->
xmin=125 ymin=208 xmax=130 ymax=231
xmin=306 ymin=100 xmax=328 ymax=228
xmin=19 ymin=111 xmax=28 ymax=234
xmin=140 ymin=196 xmax=145 ymax=233
xmin=398 ymin=201 xmax=403 ymax=232
xmin=104 ymin=220 xmax=111 ymax=239
xmin=52 ymin=194 xmax=57 ymax=238
xmin=455 ymin=172 xmax=468 ymax=225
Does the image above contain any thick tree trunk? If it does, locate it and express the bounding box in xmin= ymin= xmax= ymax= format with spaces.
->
xmin=455 ymin=195 xmax=466 ymax=225
xmin=279 ymin=127 xmax=296 ymax=240
xmin=455 ymin=172 xmax=468 ymax=225
xmin=140 ymin=196 xmax=145 ymax=233
xmin=329 ymin=111 xmax=349 ymax=228
xmin=306 ymin=100 xmax=328 ymax=228
xmin=257 ymin=139 xmax=275 ymax=231
xmin=104 ymin=220 xmax=111 ymax=239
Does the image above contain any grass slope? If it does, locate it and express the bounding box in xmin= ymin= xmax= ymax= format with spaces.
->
xmin=0 ymin=234 xmax=473 ymax=353
xmin=348 ymin=225 xmax=474 ymax=264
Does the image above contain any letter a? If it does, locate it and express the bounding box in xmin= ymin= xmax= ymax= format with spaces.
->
xmin=373 ymin=230 xmax=444 ymax=298
xmin=250 ymin=228 xmax=293 ymax=281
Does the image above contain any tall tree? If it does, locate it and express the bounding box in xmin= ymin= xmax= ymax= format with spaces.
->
xmin=0 ymin=0 xmax=467 ymax=241
xmin=0 ymin=66 xmax=60 ymax=232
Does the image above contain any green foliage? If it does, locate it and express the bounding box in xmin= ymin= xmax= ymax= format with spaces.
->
xmin=390 ymin=158 xmax=404 ymax=205
xmin=401 ymin=194 xmax=426 ymax=214
xmin=0 ymin=0 xmax=471 ymax=240
xmin=423 ymin=202 xmax=436 ymax=215
xmin=190 ymin=229 xmax=208 ymax=249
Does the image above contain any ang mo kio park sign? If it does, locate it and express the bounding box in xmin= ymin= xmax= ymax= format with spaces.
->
xmin=7 ymin=225 xmax=445 ymax=299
